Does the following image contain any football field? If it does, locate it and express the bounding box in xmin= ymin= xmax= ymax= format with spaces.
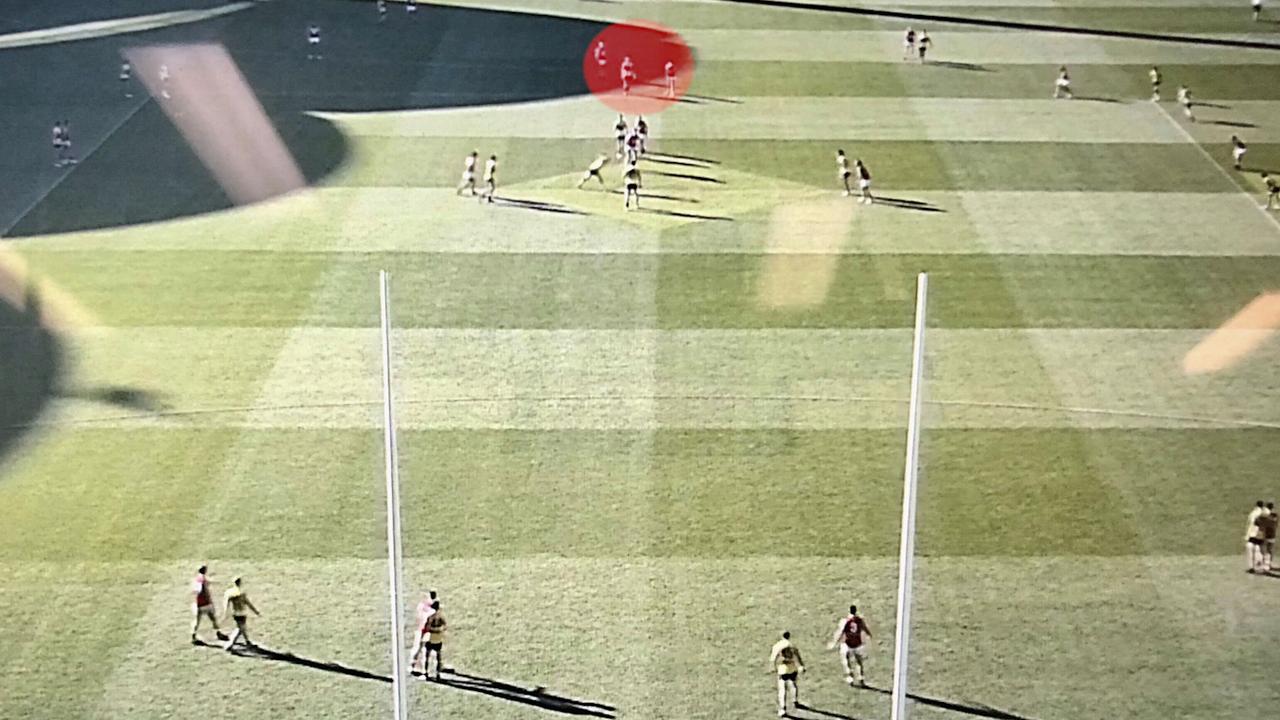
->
xmin=2 ymin=0 xmax=1280 ymax=718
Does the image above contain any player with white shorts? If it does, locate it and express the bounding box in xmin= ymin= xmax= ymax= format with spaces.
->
xmin=577 ymin=154 xmax=609 ymax=188
xmin=1232 ymin=135 xmax=1247 ymax=170
xmin=828 ymin=605 xmax=873 ymax=686
xmin=457 ymin=151 xmax=478 ymax=195
xmin=1054 ymin=66 xmax=1073 ymax=99
xmin=855 ymin=159 xmax=873 ymax=204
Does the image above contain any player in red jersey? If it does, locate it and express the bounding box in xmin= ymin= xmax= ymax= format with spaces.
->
xmin=410 ymin=590 xmax=439 ymax=674
xmin=827 ymin=604 xmax=873 ymax=687
xmin=190 ymin=565 xmax=228 ymax=644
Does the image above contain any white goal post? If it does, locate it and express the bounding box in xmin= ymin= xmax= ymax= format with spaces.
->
xmin=379 ymin=270 xmax=408 ymax=720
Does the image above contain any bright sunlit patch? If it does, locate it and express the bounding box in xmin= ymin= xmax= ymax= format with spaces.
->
xmin=0 ymin=3 xmax=254 ymax=50
xmin=1183 ymin=292 xmax=1280 ymax=375
xmin=125 ymin=44 xmax=306 ymax=207
xmin=756 ymin=198 xmax=853 ymax=309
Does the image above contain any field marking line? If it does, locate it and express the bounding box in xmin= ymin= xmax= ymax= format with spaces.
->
xmin=1153 ymin=101 xmax=1280 ymax=236
xmin=1 ymin=97 xmax=152 ymax=239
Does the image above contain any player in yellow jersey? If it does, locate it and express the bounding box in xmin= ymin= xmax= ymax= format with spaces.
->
xmin=222 ymin=577 xmax=261 ymax=651
xmin=423 ymin=601 xmax=448 ymax=680
xmin=770 ymin=631 xmax=805 ymax=717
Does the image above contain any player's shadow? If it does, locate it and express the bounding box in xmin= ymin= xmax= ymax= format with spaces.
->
xmin=864 ymin=684 xmax=1040 ymax=720
xmin=610 ymin=189 xmax=699 ymax=203
xmin=791 ymin=701 xmax=866 ymax=719
xmin=1193 ymin=101 xmax=1233 ymax=109
xmin=642 ymin=156 xmax=714 ymax=169
xmin=1204 ymin=120 xmax=1257 ymax=128
xmin=491 ymin=196 xmax=589 ymax=215
xmin=58 ymin=385 xmax=169 ymax=414
xmin=649 ymin=152 xmax=721 ymax=166
xmin=436 ymin=670 xmax=617 ymax=718
xmin=931 ymin=60 xmax=992 ymax=72
xmin=639 ymin=207 xmax=734 ymax=221
xmin=650 ymin=171 xmax=726 ymax=184
xmin=684 ymin=93 xmax=745 ymax=105
xmin=198 ymin=640 xmax=392 ymax=683
xmin=875 ymin=196 xmax=946 ymax=213
xmin=1076 ymin=96 xmax=1126 ymax=104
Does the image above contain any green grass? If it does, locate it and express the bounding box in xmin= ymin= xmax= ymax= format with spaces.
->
xmin=2 ymin=0 xmax=1280 ymax=718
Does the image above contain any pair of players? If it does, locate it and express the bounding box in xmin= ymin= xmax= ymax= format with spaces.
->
xmin=902 ymin=27 xmax=932 ymax=62
xmin=190 ymin=566 xmax=262 ymax=651
xmin=410 ymin=590 xmax=449 ymax=679
xmin=456 ymin=151 xmax=499 ymax=202
xmin=770 ymin=606 xmax=873 ymax=717
xmin=836 ymin=150 xmax=873 ymax=204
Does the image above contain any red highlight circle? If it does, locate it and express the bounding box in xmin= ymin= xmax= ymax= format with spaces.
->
xmin=583 ymin=21 xmax=695 ymax=115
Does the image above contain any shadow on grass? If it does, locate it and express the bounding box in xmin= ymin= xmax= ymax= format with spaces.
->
xmin=875 ymin=195 xmax=946 ymax=213
xmin=865 ymin=683 xmax=1040 ymax=720
xmin=792 ymin=700 xmax=865 ymax=719
xmin=642 ymin=156 xmax=713 ymax=169
xmin=1076 ymin=96 xmax=1126 ymax=104
xmin=684 ymin=93 xmax=745 ymax=105
xmin=649 ymin=152 xmax=721 ymax=166
xmin=200 ymin=641 xmax=392 ymax=683
xmin=491 ymin=196 xmax=589 ymax=215
xmin=931 ymin=60 xmax=992 ymax=72
xmin=609 ymin=189 xmax=699 ymax=203
xmin=436 ymin=669 xmax=617 ymax=718
xmin=638 ymin=207 xmax=734 ymax=221
xmin=650 ymin=171 xmax=726 ymax=184
xmin=1205 ymin=119 xmax=1257 ymax=128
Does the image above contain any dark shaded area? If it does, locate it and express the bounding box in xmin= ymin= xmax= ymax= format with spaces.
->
xmin=610 ymin=189 xmax=700 ymax=203
xmin=716 ymin=0 xmax=1280 ymax=51
xmin=2 ymin=0 xmax=608 ymax=237
xmin=642 ymin=156 xmax=711 ymax=169
xmin=650 ymin=171 xmax=727 ymax=184
xmin=58 ymin=385 xmax=169 ymax=412
xmin=0 ymin=286 xmax=63 ymax=459
xmin=875 ymin=195 xmax=946 ymax=213
xmin=931 ymin=60 xmax=992 ymax=72
xmin=491 ymin=196 xmax=589 ymax=215
xmin=1075 ymin=96 xmax=1126 ymax=104
xmin=865 ymin=683 xmax=1042 ymax=720
xmin=791 ymin=701 xmax=864 ymax=720
xmin=437 ymin=670 xmax=617 ymax=718
xmin=199 ymin=640 xmax=392 ymax=683
xmin=639 ymin=207 xmax=733 ymax=221
xmin=649 ymin=152 xmax=721 ymax=166
xmin=1205 ymin=119 xmax=1258 ymax=128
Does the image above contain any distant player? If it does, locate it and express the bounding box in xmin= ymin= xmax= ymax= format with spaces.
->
xmin=1254 ymin=0 xmax=1264 ymax=21
xmin=917 ymin=30 xmax=931 ymax=62
xmin=1177 ymin=85 xmax=1194 ymax=122
xmin=60 ymin=120 xmax=77 ymax=166
xmin=190 ymin=565 xmax=228 ymax=644
xmin=903 ymin=27 xmax=916 ymax=61
xmin=51 ymin=121 xmax=65 ymax=167
xmin=828 ymin=605 xmax=873 ymax=687
xmin=636 ymin=116 xmax=648 ymax=154
xmin=620 ymin=55 xmax=635 ymax=95
xmin=222 ymin=576 xmax=261 ymax=650
xmin=594 ymin=41 xmax=607 ymax=70
xmin=119 ymin=60 xmax=133 ymax=98
xmin=624 ymin=131 xmax=641 ymax=165
xmin=422 ymin=600 xmax=447 ymax=680
xmin=457 ymin=150 xmax=478 ymax=195
xmin=1054 ymin=66 xmax=1073 ymax=99
xmin=623 ymin=163 xmax=642 ymax=210
xmin=577 ymin=154 xmax=609 ymax=188
xmin=855 ymin=159 xmax=873 ymax=204
xmin=664 ymin=60 xmax=677 ymax=97
xmin=480 ymin=154 xmax=497 ymax=203
xmin=410 ymin=590 xmax=439 ymax=673
xmin=836 ymin=149 xmax=851 ymax=196
xmin=307 ymin=24 xmax=322 ymax=61
xmin=1148 ymin=66 xmax=1160 ymax=101
xmin=614 ymin=115 xmax=628 ymax=158
xmin=1264 ymin=172 xmax=1279 ymax=209
xmin=1231 ymin=135 xmax=1247 ymax=170
xmin=158 ymin=63 xmax=171 ymax=99
xmin=378 ymin=0 xmax=388 ymax=21
xmin=770 ymin=631 xmax=805 ymax=718
xmin=407 ymin=0 xmax=417 ymax=14
xmin=1261 ymin=503 xmax=1278 ymax=571
xmin=1247 ymin=501 xmax=1268 ymax=572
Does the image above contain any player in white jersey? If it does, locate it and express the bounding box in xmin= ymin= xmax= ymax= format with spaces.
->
xmin=664 ymin=60 xmax=676 ymax=97
xmin=407 ymin=0 xmax=417 ymax=15
xmin=457 ymin=151 xmax=478 ymax=195
xmin=623 ymin=163 xmax=642 ymax=210
xmin=1177 ymin=85 xmax=1195 ymax=122
xmin=620 ymin=55 xmax=635 ymax=95
xmin=614 ymin=115 xmax=628 ymax=158
xmin=480 ymin=154 xmax=498 ymax=203
xmin=836 ymin=149 xmax=851 ymax=196
xmin=1053 ymin=66 xmax=1073 ymax=99
xmin=855 ymin=159 xmax=873 ymax=204
xmin=1148 ymin=66 xmax=1161 ymax=102
xmin=52 ymin=121 xmax=66 ymax=167
xmin=307 ymin=24 xmax=322 ymax=61
xmin=158 ymin=63 xmax=171 ymax=99
xmin=1232 ymin=135 xmax=1248 ymax=170
xmin=577 ymin=154 xmax=609 ymax=188
xmin=119 ymin=60 xmax=133 ymax=97
xmin=377 ymin=0 xmax=388 ymax=21
xmin=903 ymin=27 xmax=916 ymax=61
xmin=60 ymin=120 xmax=77 ymax=166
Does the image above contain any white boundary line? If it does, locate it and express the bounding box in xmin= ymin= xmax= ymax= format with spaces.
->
xmin=1 ymin=97 xmax=152 ymax=238
xmin=1153 ymin=101 xmax=1280 ymax=235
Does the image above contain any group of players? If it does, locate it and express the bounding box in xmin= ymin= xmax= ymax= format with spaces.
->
xmin=770 ymin=605 xmax=875 ymax=717
xmin=189 ymin=566 xmax=262 ymax=652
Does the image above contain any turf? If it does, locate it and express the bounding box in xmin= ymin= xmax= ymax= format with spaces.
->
xmin=2 ymin=0 xmax=1280 ymax=718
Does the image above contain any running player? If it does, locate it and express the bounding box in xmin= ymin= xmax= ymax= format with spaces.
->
xmin=664 ymin=60 xmax=677 ymax=98
xmin=1148 ymin=66 xmax=1161 ymax=102
xmin=903 ymin=27 xmax=916 ymax=61
xmin=222 ymin=577 xmax=261 ymax=650
xmin=1177 ymin=85 xmax=1195 ymax=122
xmin=614 ymin=115 xmax=628 ymax=158
xmin=119 ymin=60 xmax=133 ymax=97
xmin=836 ymin=149 xmax=852 ymax=196
xmin=855 ymin=159 xmax=873 ymax=204
xmin=770 ymin=631 xmax=805 ymax=718
xmin=410 ymin=590 xmax=439 ymax=673
xmin=577 ymin=154 xmax=609 ymax=188
xmin=636 ymin=116 xmax=648 ymax=154
xmin=620 ymin=55 xmax=635 ymax=95
xmin=377 ymin=0 xmax=388 ymax=22
xmin=1264 ymin=172 xmax=1279 ymax=210
xmin=480 ymin=154 xmax=497 ymax=203
xmin=190 ymin=565 xmax=228 ymax=644
xmin=457 ymin=150 xmax=478 ymax=195
xmin=1054 ymin=66 xmax=1073 ymax=99
xmin=422 ymin=601 xmax=447 ymax=680
xmin=623 ymin=163 xmax=642 ymax=210
xmin=1232 ymin=135 xmax=1247 ymax=170
xmin=1247 ymin=501 xmax=1268 ymax=572
xmin=307 ymin=24 xmax=322 ymax=61
xmin=917 ymin=30 xmax=931 ymax=62
xmin=827 ymin=605 xmax=873 ymax=687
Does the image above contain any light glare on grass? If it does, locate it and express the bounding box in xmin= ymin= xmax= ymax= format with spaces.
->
xmin=1183 ymin=292 xmax=1280 ymax=375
